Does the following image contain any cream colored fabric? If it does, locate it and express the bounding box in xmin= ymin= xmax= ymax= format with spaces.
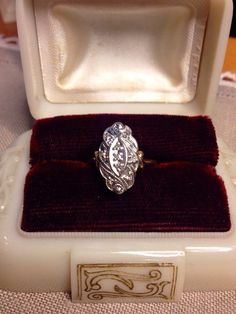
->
xmin=1 ymin=290 xmax=236 ymax=314
xmin=0 ymin=43 xmax=236 ymax=313
xmin=34 ymin=0 xmax=209 ymax=104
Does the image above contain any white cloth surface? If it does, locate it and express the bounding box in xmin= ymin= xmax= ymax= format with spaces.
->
xmin=0 ymin=44 xmax=236 ymax=314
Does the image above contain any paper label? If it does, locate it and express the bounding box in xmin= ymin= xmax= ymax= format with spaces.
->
xmin=71 ymin=250 xmax=185 ymax=303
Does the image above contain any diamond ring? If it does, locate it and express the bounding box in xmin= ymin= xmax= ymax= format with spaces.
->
xmin=95 ymin=122 xmax=144 ymax=194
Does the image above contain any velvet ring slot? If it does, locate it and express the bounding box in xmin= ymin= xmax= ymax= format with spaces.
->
xmin=21 ymin=114 xmax=230 ymax=233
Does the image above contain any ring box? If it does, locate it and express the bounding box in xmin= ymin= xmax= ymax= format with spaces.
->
xmin=0 ymin=0 xmax=235 ymax=303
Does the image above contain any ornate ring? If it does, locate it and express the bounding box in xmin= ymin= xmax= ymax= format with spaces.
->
xmin=95 ymin=122 xmax=144 ymax=194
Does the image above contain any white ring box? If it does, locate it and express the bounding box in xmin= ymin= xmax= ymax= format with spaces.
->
xmin=0 ymin=0 xmax=235 ymax=303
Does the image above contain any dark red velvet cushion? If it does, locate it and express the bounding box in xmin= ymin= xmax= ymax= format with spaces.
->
xmin=21 ymin=115 xmax=230 ymax=233
xmin=22 ymin=160 xmax=230 ymax=233
xmin=30 ymin=115 xmax=218 ymax=165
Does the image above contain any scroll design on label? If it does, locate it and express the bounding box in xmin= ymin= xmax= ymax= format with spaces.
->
xmin=77 ymin=263 xmax=178 ymax=301
xmin=0 ymin=145 xmax=22 ymax=213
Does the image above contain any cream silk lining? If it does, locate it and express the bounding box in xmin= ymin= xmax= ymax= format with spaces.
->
xmin=34 ymin=0 xmax=209 ymax=104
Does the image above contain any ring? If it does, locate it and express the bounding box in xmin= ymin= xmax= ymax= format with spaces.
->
xmin=95 ymin=122 xmax=144 ymax=194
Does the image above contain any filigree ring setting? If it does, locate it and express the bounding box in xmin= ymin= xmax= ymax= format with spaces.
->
xmin=95 ymin=122 xmax=144 ymax=195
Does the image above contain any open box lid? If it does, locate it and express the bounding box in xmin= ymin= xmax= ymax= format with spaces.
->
xmin=16 ymin=0 xmax=233 ymax=119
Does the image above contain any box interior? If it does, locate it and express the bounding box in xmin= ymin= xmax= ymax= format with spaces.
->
xmin=16 ymin=0 xmax=233 ymax=234
xmin=17 ymin=0 xmax=233 ymax=118
xmin=21 ymin=115 xmax=230 ymax=233
xmin=34 ymin=0 xmax=209 ymax=104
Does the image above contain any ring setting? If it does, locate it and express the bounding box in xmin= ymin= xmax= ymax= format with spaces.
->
xmin=95 ymin=122 xmax=144 ymax=194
